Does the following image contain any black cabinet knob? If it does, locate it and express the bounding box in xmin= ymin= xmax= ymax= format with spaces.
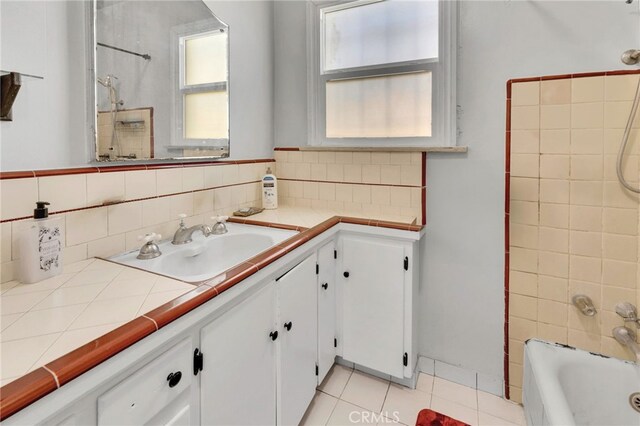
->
xmin=343 ymin=271 xmax=350 ymax=278
xmin=321 ymin=282 xmax=328 ymax=290
xmin=284 ymin=321 xmax=292 ymax=331
xmin=167 ymin=371 xmax=182 ymax=388
xmin=270 ymin=331 xmax=278 ymax=341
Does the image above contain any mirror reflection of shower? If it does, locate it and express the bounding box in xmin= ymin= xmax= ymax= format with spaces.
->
xmin=97 ymin=74 xmax=125 ymax=160
xmin=617 ymin=51 xmax=640 ymax=193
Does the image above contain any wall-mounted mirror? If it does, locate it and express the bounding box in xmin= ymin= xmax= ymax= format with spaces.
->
xmin=93 ymin=0 xmax=229 ymax=161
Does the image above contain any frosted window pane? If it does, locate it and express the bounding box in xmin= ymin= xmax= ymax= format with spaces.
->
xmin=184 ymin=91 xmax=228 ymax=139
xmin=185 ymin=32 xmax=227 ymax=85
xmin=324 ymin=0 xmax=438 ymax=72
xmin=326 ymin=71 xmax=431 ymax=138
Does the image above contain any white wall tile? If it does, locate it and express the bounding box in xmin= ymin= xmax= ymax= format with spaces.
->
xmin=38 ymin=175 xmax=87 ymax=212
xmin=156 ymin=168 xmax=183 ymax=196
xmin=0 ymin=178 xmax=39 ymax=221
xmin=108 ymin=202 xmax=143 ymax=235
xmin=125 ymin=170 xmax=156 ymax=200
xmin=66 ymin=208 xmax=108 ymax=246
xmin=87 ymin=172 xmax=125 ymax=206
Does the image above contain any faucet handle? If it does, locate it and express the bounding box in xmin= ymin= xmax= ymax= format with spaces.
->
xmin=212 ymin=215 xmax=228 ymax=223
xmin=178 ymin=213 xmax=187 ymax=227
xmin=138 ymin=232 xmax=161 ymax=243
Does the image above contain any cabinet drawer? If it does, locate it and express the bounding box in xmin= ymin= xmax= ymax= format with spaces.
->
xmin=97 ymin=338 xmax=192 ymax=425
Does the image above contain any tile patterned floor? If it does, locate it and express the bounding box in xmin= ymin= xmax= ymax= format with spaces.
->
xmin=302 ymin=365 xmax=526 ymax=426
xmin=0 ymin=258 xmax=194 ymax=385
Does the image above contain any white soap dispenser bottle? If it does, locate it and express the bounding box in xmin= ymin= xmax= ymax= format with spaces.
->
xmin=18 ymin=201 xmax=64 ymax=284
xmin=262 ymin=167 xmax=278 ymax=209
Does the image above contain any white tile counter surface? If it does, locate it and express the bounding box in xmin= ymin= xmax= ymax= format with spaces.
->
xmin=0 ymin=259 xmax=194 ymax=386
xmin=243 ymin=206 xmax=417 ymax=229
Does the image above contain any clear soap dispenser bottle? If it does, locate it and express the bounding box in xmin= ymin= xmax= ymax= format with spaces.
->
xmin=18 ymin=201 xmax=64 ymax=284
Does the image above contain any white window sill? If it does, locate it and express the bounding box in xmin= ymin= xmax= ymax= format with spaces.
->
xmin=293 ymin=146 xmax=468 ymax=153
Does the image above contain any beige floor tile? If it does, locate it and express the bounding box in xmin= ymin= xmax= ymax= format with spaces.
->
xmin=477 ymin=391 xmax=525 ymax=425
xmin=478 ymin=411 xmax=521 ymax=426
xmin=430 ymin=396 xmax=479 ymax=426
xmin=432 ymin=377 xmax=478 ymax=409
xmin=319 ymin=364 xmax=354 ymax=398
xmin=301 ymin=391 xmax=339 ymax=426
xmin=327 ymin=400 xmax=378 ymax=425
xmin=341 ymin=370 xmax=390 ymax=413
xmin=382 ymin=383 xmax=430 ymax=426
xmin=416 ymin=373 xmax=435 ymax=393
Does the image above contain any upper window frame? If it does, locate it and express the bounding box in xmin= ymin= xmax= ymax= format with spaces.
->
xmin=307 ymin=0 xmax=457 ymax=147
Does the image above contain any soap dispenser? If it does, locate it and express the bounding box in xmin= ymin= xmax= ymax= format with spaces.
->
xmin=18 ymin=201 xmax=64 ymax=283
xmin=262 ymin=167 xmax=278 ymax=209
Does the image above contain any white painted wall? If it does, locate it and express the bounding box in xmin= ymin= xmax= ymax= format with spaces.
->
xmin=0 ymin=0 xmax=274 ymax=171
xmin=0 ymin=1 xmax=88 ymax=171
xmin=273 ymin=0 xmax=640 ymax=393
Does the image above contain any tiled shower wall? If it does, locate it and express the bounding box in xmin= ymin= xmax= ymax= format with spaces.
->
xmin=506 ymin=72 xmax=640 ymax=402
xmin=274 ymin=149 xmax=425 ymax=225
xmin=0 ymin=161 xmax=273 ymax=283
xmin=97 ymin=108 xmax=153 ymax=159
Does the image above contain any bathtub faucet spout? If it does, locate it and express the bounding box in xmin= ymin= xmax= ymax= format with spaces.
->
xmin=612 ymin=326 xmax=640 ymax=363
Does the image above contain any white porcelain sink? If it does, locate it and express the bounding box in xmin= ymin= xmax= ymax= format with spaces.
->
xmin=109 ymin=223 xmax=297 ymax=282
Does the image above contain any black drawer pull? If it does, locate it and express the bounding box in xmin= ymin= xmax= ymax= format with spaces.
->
xmin=270 ymin=331 xmax=278 ymax=341
xmin=284 ymin=321 xmax=292 ymax=331
xmin=167 ymin=371 xmax=182 ymax=388
xmin=343 ymin=271 xmax=350 ymax=278
xmin=322 ymin=283 xmax=328 ymax=290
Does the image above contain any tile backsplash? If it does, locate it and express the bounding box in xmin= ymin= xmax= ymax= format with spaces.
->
xmin=274 ymin=149 xmax=425 ymax=224
xmin=97 ymin=108 xmax=153 ymax=159
xmin=0 ymin=161 xmax=273 ymax=283
xmin=506 ymin=71 xmax=640 ymax=402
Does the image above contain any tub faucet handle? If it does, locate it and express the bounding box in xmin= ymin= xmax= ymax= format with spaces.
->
xmin=572 ymin=294 xmax=597 ymax=317
xmin=615 ymin=302 xmax=640 ymax=328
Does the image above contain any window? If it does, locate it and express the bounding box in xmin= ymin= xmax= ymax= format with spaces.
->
xmin=308 ymin=0 xmax=456 ymax=146
xmin=173 ymin=25 xmax=229 ymax=147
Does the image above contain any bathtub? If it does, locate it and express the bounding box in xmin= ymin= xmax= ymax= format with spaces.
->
xmin=523 ymin=339 xmax=640 ymax=426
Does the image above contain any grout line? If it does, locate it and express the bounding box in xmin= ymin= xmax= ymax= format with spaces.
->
xmin=142 ymin=315 xmax=158 ymax=330
xmin=42 ymin=365 xmax=60 ymax=388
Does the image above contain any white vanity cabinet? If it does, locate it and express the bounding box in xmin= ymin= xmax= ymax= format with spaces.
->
xmin=316 ymin=241 xmax=337 ymax=383
xmin=199 ymin=284 xmax=277 ymax=426
xmin=337 ymin=233 xmax=418 ymax=379
xmin=4 ymin=227 xmax=422 ymax=426
xmin=276 ymin=255 xmax=318 ymax=426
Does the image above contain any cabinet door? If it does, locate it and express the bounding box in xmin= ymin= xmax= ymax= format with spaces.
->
xmin=341 ymin=235 xmax=405 ymax=378
xmin=200 ymin=284 xmax=277 ymax=426
xmin=317 ymin=241 xmax=336 ymax=383
xmin=97 ymin=338 xmax=194 ymax=426
xmin=276 ymin=256 xmax=318 ymax=426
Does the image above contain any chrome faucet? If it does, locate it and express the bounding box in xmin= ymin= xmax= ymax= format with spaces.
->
xmin=211 ymin=215 xmax=229 ymax=235
xmin=137 ymin=233 xmax=162 ymax=259
xmin=615 ymin=302 xmax=640 ymax=328
xmin=172 ymin=214 xmax=213 ymax=245
xmin=613 ymin=326 xmax=640 ymax=363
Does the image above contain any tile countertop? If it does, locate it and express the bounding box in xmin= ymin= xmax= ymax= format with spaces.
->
xmin=0 ymin=209 xmax=422 ymax=420
xmin=0 ymin=260 xmax=195 ymax=386
xmin=230 ymin=205 xmax=418 ymax=229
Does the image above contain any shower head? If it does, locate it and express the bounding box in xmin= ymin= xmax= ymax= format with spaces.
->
xmin=621 ymin=49 xmax=640 ymax=65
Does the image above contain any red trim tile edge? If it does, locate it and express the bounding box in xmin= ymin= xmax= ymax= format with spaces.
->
xmin=508 ymin=68 xmax=640 ymax=86
xmin=0 ymin=368 xmax=58 ymax=421
xmin=273 ymin=147 xmax=301 ymax=151
xmin=279 ymin=178 xmax=421 ymax=189
xmin=0 ymin=215 xmax=422 ymax=419
xmin=0 ymin=159 xmax=275 ymax=180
